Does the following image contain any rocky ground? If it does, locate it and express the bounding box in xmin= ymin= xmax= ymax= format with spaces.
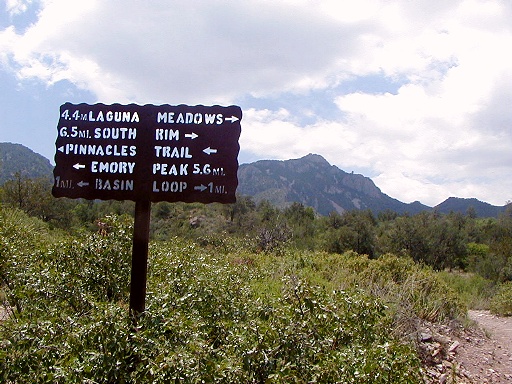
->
xmin=420 ymin=310 xmax=512 ymax=383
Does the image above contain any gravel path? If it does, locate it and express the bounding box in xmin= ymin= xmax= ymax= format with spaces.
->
xmin=453 ymin=310 xmax=512 ymax=383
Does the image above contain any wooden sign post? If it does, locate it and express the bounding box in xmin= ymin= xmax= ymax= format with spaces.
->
xmin=52 ymin=103 xmax=242 ymax=315
xmin=130 ymin=200 xmax=151 ymax=315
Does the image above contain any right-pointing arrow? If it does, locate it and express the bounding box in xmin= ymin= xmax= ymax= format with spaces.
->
xmin=194 ymin=184 xmax=207 ymax=192
xmin=225 ymin=116 xmax=239 ymax=123
xmin=185 ymin=132 xmax=198 ymax=140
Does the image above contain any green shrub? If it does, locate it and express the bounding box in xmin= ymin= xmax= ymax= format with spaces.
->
xmin=489 ymin=281 xmax=512 ymax=316
xmin=362 ymin=254 xmax=465 ymax=322
xmin=438 ymin=271 xmax=495 ymax=310
xmin=466 ymin=242 xmax=507 ymax=282
xmin=0 ymin=226 xmax=423 ymax=383
xmin=0 ymin=302 xmax=131 ymax=383
xmin=0 ymin=211 xmax=132 ymax=318
xmin=0 ymin=207 xmax=54 ymax=315
xmin=313 ymin=252 xmax=466 ymax=323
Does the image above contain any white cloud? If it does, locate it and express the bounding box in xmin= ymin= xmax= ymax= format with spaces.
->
xmin=1 ymin=0 xmax=511 ymax=206
xmin=1 ymin=0 xmax=364 ymax=103
xmin=241 ymin=108 xmax=359 ymax=162
xmin=5 ymin=0 xmax=33 ymax=16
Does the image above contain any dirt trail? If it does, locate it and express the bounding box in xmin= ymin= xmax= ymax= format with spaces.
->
xmin=453 ymin=310 xmax=512 ymax=383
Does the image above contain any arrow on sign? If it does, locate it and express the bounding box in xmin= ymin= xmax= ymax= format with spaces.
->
xmin=185 ymin=132 xmax=198 ymax=140
xmin=194 ymin=184 xmax=207 ymax=192
xmin=73 ymin=163 xmax=86 ymax=170
xmin=225 ymin=116 xmax=239 ymax=123
xmin=203 ymin=147 xmax=218 ymax=155
xmin=58 ymin=146 xmax=65 ymax=153
xmin=77 ymin=181 xmax=89 ymax=187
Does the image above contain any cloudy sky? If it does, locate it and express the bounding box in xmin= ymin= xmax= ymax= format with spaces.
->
xmin=1 ymin=0 xmax=511 ymax=207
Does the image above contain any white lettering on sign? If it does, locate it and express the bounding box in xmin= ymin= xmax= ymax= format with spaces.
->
xmin=59 ymin=144 xmax=137 ymax=157
xmin=157 ymin=112 xmax=223 ymax=125
xmin=191 ymin=164 xmax=225 ymax=176
xmin=59 ymin=126 xmax=91 ymax=138
xmin=95 ymin=178 xmax=134 ymax=191
xmin=54 ymin=176 xmax=73 ymax=188
xmin=194 ymin=182 xmax=226 ymax=194
xmin=94 ymin=127 xmax=137 ymax=140
xmin=154 ymin=146 xmax=192 ymax=158
xmin=152 ymin=163 xmax=188 ymax=176
xmin=88 ymin=111 xmax=140 ymax=123
xmin=91 ymin=161 xmax=135 ymax=174
xmin=152 ymin=181 xmax=187 ymax=193
xmin=155 ymin=129 xmax=179 ymax=141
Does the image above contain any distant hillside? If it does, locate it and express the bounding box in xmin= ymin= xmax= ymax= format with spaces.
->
xmin=1 ymin=143 xmax=505 ymax=218
xmin=0 ymin=142 xmax=54 ymax=184
xmin=434 ymin=197 xmax=505 ymax=217
xmin=237 ymin=154 xmax=506 ymax=217
xmin=237 ymin=154 xmax=429 ymax=216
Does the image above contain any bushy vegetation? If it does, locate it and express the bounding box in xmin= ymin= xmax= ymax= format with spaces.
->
xmin=2 ymin=175 xmax=511 ymax=280
xmin=1 ymin=176 xmax=511 ymax=382
xmin=437 ymin=270 xmax=495 ymax=310
xmin=490 ymin=281 xmax=512 ymax=316
xmin=0 ymin=206 xmax=469 ymax=382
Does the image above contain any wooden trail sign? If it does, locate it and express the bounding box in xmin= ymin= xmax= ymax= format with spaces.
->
xmin=52 ymin=103 xmax=241 ymax=203
xmin=52 ymin=102 xmax=242 ymax=314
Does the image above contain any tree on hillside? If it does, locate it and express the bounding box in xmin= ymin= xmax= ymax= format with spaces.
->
xmin=257 ymin=199 xmax=280 ymax=225
xmin=427 ymin=213 xmax=467 ymax=270
xmin=2 ymin=173 xmax=53 ymax=219
xmin=379 ymin=212 xmax=468 ymax=270
xmin=379 ymin=214 xmax=430 ymax=263
xmin=489 ymin=210 xmax=512 ymax=281
xmin=1 ymin=173 xmax=76 ymax=227
xmin=228 ymin=195 xmax=258 ymax=232
xmin=283 ymin=202 xmax=317 ymax=248
xmin=322 ymin=210 xmax=376 ymax=257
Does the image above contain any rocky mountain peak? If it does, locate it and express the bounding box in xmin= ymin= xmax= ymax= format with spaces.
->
xmin=237 ymin=154 xmax=421 ymax=215
xmin=1 ymin=142 xmax=504 ymax=217
xmin=300 ymin=153 xmax=331 ymax=165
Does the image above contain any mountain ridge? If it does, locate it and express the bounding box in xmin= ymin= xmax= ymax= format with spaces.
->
xmin=0 ymin=142 xmax=54 ymax=184
xmin=237 ymin=153 xmax=506 ymax=217
xmin=237 ymin=153 xmax=429 ymax=215
xmin=433 ymin=196 xmax=505 ymax=218
xmin=0 ymin=142 xmax=505 ymax=217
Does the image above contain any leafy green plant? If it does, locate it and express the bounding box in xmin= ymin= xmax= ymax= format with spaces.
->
xmin=0 ymin=210 xmax=132 ymax=319
xmin=0 ymin=207 xmax=55 ymax=316
xmin=438 ymin=270 xmax=495 ymax=310
xmin=1 ymin=216 xmax=424 ymax=383
xmin=489 ymin=281 xmax=512 ymax=316
xmin=361 ymin=254 xmax=465 ymax=322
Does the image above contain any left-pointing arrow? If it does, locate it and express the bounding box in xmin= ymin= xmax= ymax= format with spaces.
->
xmin=73 ymin=163 xmax=86 ymax=170
xmin=203 ymin=147 xmax=218 ymax=155
xmin=58 ymin=146 xmax=65 ymax=153
xmin=77 ymin=181 xmax=89 ymax=187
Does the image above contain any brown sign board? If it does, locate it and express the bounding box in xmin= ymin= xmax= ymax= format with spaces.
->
xmin=52 ymin=103 xmax=241 ymax=203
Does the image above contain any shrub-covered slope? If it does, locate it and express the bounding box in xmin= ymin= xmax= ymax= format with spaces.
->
xmin=0 ymin=208 xmax=470 ymax=382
